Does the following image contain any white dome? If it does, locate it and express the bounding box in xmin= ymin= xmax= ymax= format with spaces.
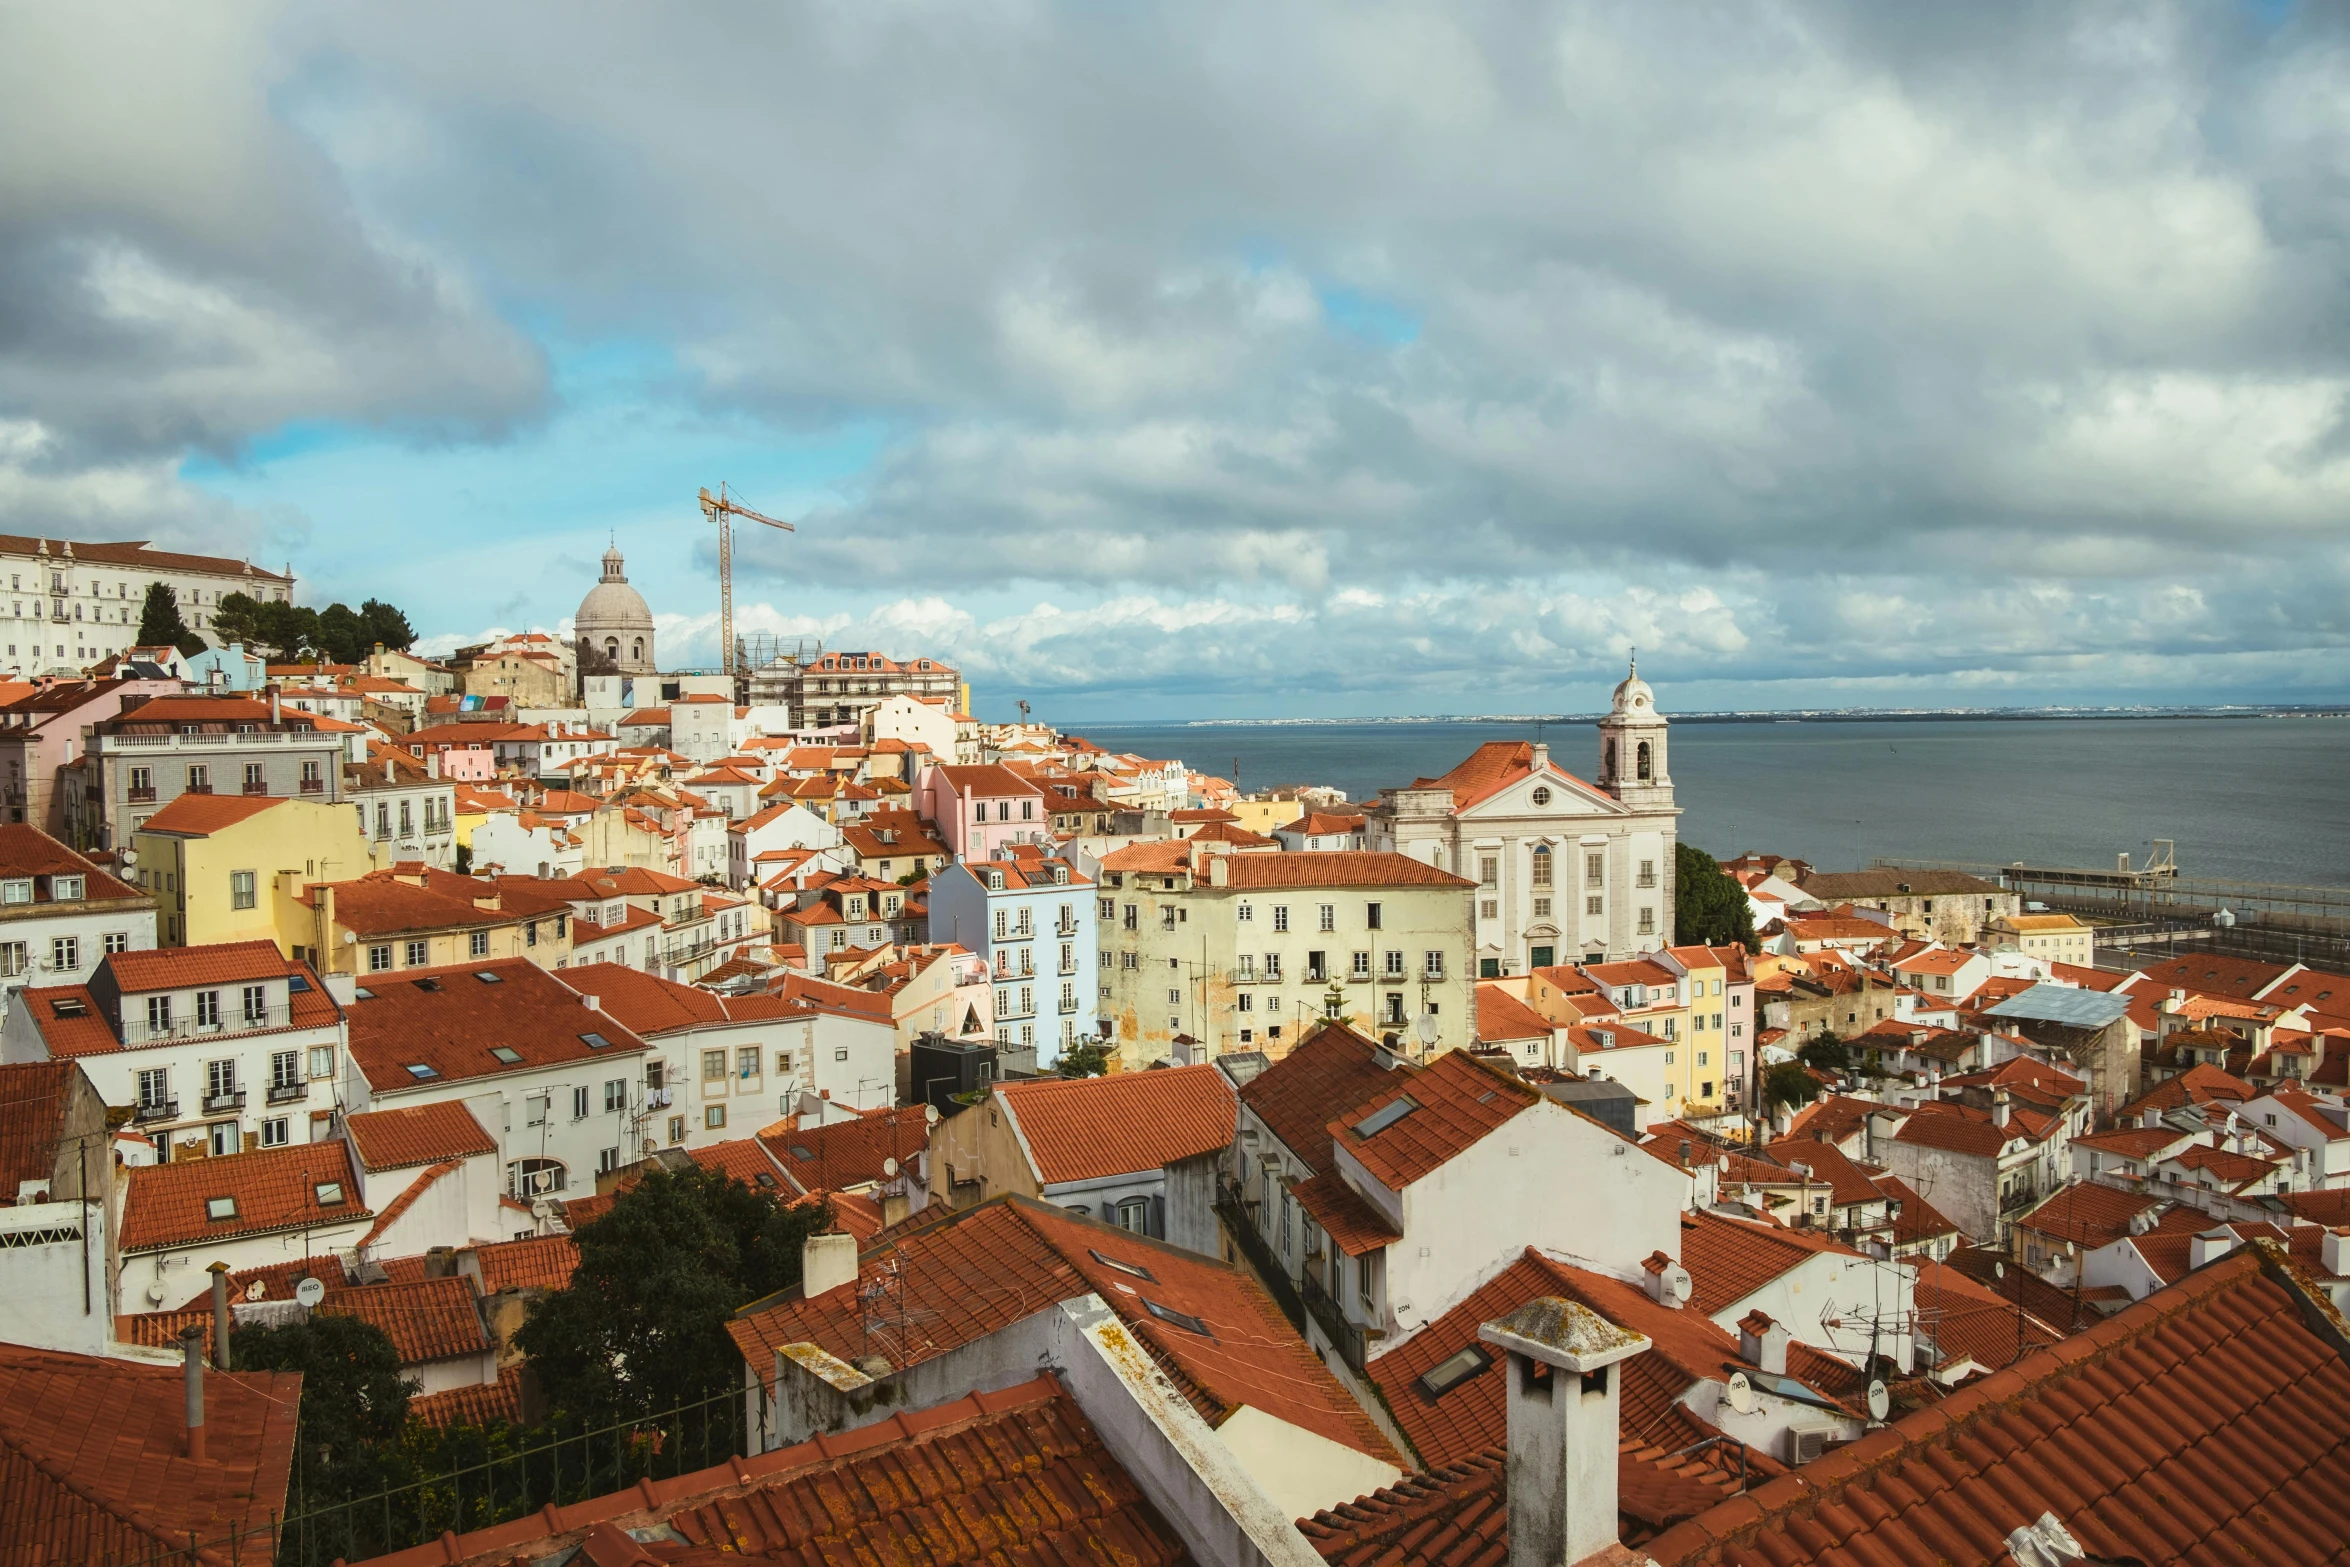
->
xmin=1610 ymin=657 xmax=1654 ymax=715
xmin=577 ymin=546 xmax=656 ymax=673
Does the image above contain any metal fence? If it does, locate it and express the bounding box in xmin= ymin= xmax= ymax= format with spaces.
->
xmin=107 ymin=1373 xmax=775 ymax=1567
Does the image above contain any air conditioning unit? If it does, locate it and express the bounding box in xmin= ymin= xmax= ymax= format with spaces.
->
xmin=1783 ymin=1420 xmax=1841 ymax=1466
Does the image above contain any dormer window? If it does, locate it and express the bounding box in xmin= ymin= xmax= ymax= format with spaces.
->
xmin=51 ymin=874 xmax=82 ymax=900
xmin=986 ymin=872 xmax=1004 ymax=892
xmin=0 ymin=879 xmax=28 ymax=905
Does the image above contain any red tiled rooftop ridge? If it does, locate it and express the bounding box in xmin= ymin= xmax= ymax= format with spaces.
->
xmin=997 ymin=1062 xmax=1237 ymax=1185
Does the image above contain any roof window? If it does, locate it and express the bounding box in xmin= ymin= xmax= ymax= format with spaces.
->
xmin=1141 ymin=1299 xmax=1210 ymax=1337
xmin=352 ymin=986 xmax=374 ymax=1001
xmin=205 ymin=1196 xmax=238 ymax=1221
xmin=314 ymin=1181 xmax=345 ymax=1205
xmin=50 ymin=996 xmax=87 ymax=1018
xmin=1353 ymin=1097 xmax=1419 ymax=1139
xmin=1089 ymin=1249 xmax=1156 ymax=1282
xmin=412 ymin=977 xmax=442 ymax=993
xmin=403 ymin=1062 xmax=438 ymax=1079
xmin=489 ymin=1046 xmax=523 ymax=1065
xmin=580 ymin=1032 xmax=614 ymax=1050
xmin=476 ymin=971 xmax=503 ymax=983
xmin=789 ymin=1144 xmax=815 ymax=1160
xmin=0 ymin=879 xmax=27 ymax=906
xmin=289 ymin=973 xmax=311 ymax=992
xmin=1417 ymin=1344 xmax=1492 ymax=1398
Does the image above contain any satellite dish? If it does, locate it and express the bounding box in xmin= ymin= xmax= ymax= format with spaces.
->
xmin=1994 ymin=1261 xmax=2006 ymax=1280
xmin=294 ymin=1276 xmax=326 ymax=1308
xmin=1867 ymin=1379 xmax=1889 ymax=1421
xmin=118 ymin=848 xmax=137 ymax=868
xmin=881 ymin=1156 xmax=900 ymax=1179
xmin=1415 ymin=1013 xmax=1440 ymax=1047
xmin=143 ymin=1281 xmax=166 ymax=1306
xmin=530 ymin=1198 xmax=556 ymax=1220
xmin=1724 ymin=1371 xmax=1756 ymax=1415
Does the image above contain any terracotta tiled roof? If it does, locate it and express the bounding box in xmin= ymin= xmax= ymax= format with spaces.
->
xmin=727 ymin=1195 xmax=1396 ymax=1464
xmin=0 ymin=1059 xmax=75 ymax=1198
xmin=1291 ymin=1171 xmax=1402 ymax=1255
xmin=1401 ymin=740 xmax=1606 ymax=813
xmin=407 ymin=1366 xmax=522 ymax=1429
xmin=1647 ymin=1247 xmax=2350 ymax=1566
xmin=1475 ymin=983 xmax=1556 ymax=1044
xmin=303 ymin=876 xmax=513 ymax=936
xmin=1782 ymin=1093 xmax=1883 ymax=1147
xmin=1326 ymin=1049 xmax=1537 ymax=1192
xmin=1889 ymin=1100 xmax=2012 ymax=1158
xmin=997 ymin=1063 xmax=1236 ymax=1185
xmin=131 ymin=792 xmax=289 ymax=836
xmin=1677 ymin=1209 xmax=1866 ymax=1317
xmin=119 ymin=1140 xmax=370 ymax=1255
xmin=0 ymin=823 xmax=145 ymax=901
xmin=757 ymin=1105 xmax=929 ymax=1192
xmin=316 ymin=1275 xmax=492 ymax=1364
xmin=1910 ymin=1256 xmax=2063 ymax=1370
xmin=0 ymin=1341 xmax=299 ymax=1565
xmin=468 ymin=1233 xmax=579 ymax=1294
xmin=102 ymin=939 xmax=310 ymax=995
xmin=345 ymin=957 xmax=647 ymax=1091
xmin=1236 ymin=1019 xmax=1412 ymax=1173
xmin=1220 ymin=851 xmax=1476 ymax=889
xmin=2120 ymin=1061 xmax=2256 ymax=1117
xmin=344 ymin=1101 xmax=497 ymax=1171
xmin=2014 ymin=1181 xmax=2161 ymax=1251
xmin=1871 ymin=1172 xmax=1960 ymax=1248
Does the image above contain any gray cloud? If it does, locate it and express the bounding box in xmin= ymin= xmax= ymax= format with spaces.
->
xmin=7 ymin=1 xmax=2350 ymax=705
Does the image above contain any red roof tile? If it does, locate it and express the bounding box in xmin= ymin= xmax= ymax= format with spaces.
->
xmin=1401 ymin=740 xmax=1606 ymax=813
xmin=1678 ymin=1209 xmax=1866 ymax=1317
xmin=344 ymin=1100 xmax=497 ymax=1171
xmin=1219 ymin=851 xmax=1476 ymax=889
xmin=317 ymin=1275 xmax=492 ymax=1364
xmin=997 ymin=1063 xmax=1236 ymax=1185
xmin=757 ymin=1105 xmax=930 ymax=1192
xmin=468 ymin=1233 xmax=579 ymax=1294
xmin=1237 ymin=1020 xmax=1413 ymax=1172
xmin=1647 ymin=1246 xmax=2350 ymax=1567
xmin=369 ymin=1376 xmax=1182 ymax=1567
xmin=102 ymin=938 xmax=310 ymax=995
xmin=727 ymin=1195 xmax=1397 ymax=1464
xmin=0 ymin=1341 xmax=300 ymax=1565
xmin=345 ymin=957 xmax=648 ymax=1090
xmin=1326 ymin=1049 xmax=1537 ymax=1192
xmin=2014 ymin=1181 xmax=2161 ymax=1251
xmin=119 ymin=1140 xmax=370 ymax=1254
xmin=1889 ymin=1099 xmax=2013 ymax=1157
xmin=0 ymin=1059 xmax=76 ymax=1198
xmin=131 ymin=792 xmax=290 ymax=836
xmin=407 ymin=1366 xmax=523 ymax=1429
xmin=1292 ymin=1170 xmax=1402 ymax=1255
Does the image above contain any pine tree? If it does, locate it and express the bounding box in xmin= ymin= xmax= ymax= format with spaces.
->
xmin=135 ymin=581 xmax=193 ymax=651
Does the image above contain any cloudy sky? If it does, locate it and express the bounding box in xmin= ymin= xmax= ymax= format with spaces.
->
xmin=4 ymin=2 xmax=2347 ymax=719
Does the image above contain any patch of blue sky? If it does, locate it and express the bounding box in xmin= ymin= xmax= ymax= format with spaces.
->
xmin=1317 ymin=285 xmax=1420 ymax=347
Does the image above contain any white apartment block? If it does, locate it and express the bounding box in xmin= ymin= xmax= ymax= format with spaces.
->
xmin=0 ymin=533 xmax=295 ymax=676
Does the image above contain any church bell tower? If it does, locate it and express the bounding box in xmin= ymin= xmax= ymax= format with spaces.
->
xmin=1598 ymin=655 xmax=1673 ymax=813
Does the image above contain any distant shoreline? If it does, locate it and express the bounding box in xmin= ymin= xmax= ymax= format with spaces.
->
xmin=1065 ymin=706 xmax=2350 ymax=729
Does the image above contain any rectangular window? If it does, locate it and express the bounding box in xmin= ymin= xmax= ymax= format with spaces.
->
xmin=136 ymin=1067 xmax=168 ymax=1110
xmin=1479 ymin=899 xmax=1498 ymax=920
xmin=270 ymin=1050 xmax=299 ymax=1090
xmin=1586 ymin=852 xmax=1604 ymax=887
xmin=1478 ymin=855 xmax=1498 ymax=887
xmin=1384 ymin=949 xmax=1405 ymax=977
xmin=1237 ymin=903 xmax=1253 ymax=922
xmin=669 ymin=1115 xmax=686 ymax=1144
xmin=1424 ymin=951 xmax=1446 ymax=981
xmin=1531 ymin=850 xmax=1553 ymax=887
xmin=1318 ymin=904 xmax=1335 ymax=932
xmin=230 ymin=869 xmax=256 ymax=910
xmin=1122 ymin=904 xmax=1137 ymax=930
xmin=309 ymin=1045 xmax=334 ymax=1078
xmin=469 ymin=929 xmax=489 ymax=957
xmin=0 ymin=942 xmax=28 ymax=977
xmin=1099 ymin=896 xmax=1115 ymax=919
xmin=146 ymin=995 xmax=172 ymax=1034
xmin=103 ymin=931 xmax=129 ymax=954
xmin=1263 ymin=953 xmax=1282 ymax=980
xmin=1637 ymin=859 xmax=1657 ymax=888
xmin=128 ymin=765 xmax=152 ymax=798
xmin=604 ymin=1078 xmax=627 ymax=1112
xmin=260 ymin=1117 xmax=289 ymax=1147
xmin=404 ymin=939 xmax=427 ymax=966
xmin=368 ymin=944 xmax=392 ymax=972
xmin=1532 ymin=897 xmax=1551 ymax=918
xmin=1365 ymin=902 xmax=1382 ymax=930
xmin=50 ymin=936 xmax=78 ymax=973
xmin=196 ymin=990 xmax=221 ymax=1028
xmin=703 ymin=1049 xmax=727 ymax=1081
xmin=1272 ymin=906 xmax=1289 ymax=933
xmin=1307 ymin=951 xmax=1328 ymax=982
xmin=572 ymin=1086 xmax=589 ymax=1119
xmin=705 ymin=1104 xmax=727 ymax=1129
xmin=1351 ymin=950 xmax=1371 ymax=979
xmin=1638 ymin=907 xmax=1656 ymax=935
xmin=1587 ymin=895 xmax=1603 ymax=916
xmin=187 ymin=763 xmax=210 ymax=793
xmin=243 ymin=762 xmax=265 ymax=794
xmin=737 ymin=1046 xmax=759 ymax=1080
xmin=206 ymin=1059 xmax=237 ymax=1098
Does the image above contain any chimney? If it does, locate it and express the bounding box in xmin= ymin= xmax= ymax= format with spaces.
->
xmin=1530 ymin=742 xmax=1549 ymax=770
xmin=269 ymin=686 xmax=281 ymax=725
xmin=580 ymin=994 xmax=599 ymax=1012
xmin=425 ymin=1246 xmax=455 ymax=1280
xmin=1481 ymin=1297 xmax=1649 ymax=1567
xmin=208 ymin=1261 xmax=232 ymax=1371
xmin=802 ymin=1232 xmax=859 ymax=1299
xmin=1738 ymin=1310 xmax=1790 ymax=1375
xmin=1640 ymin=1251 xmax=1692 ymax=1309
xmin=1992 ymin=1090 xmax=2011 ymax=1129
xmin=180 ymin=1325 xmax=207 ymax=1461
xmin=2189 ymin=1227 xmax=2236 ymax=1270
xmin=2143 ymin=1105 xmax=2163 ymax=1129
xmin=2324 ymin=1229 xmax=2350 ymax=1277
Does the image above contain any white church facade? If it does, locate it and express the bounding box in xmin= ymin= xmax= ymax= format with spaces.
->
xmin=1370 ymin=663 xmax=1679 ymax=972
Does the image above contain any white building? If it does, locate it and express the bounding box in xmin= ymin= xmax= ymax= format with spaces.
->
xmin=1 ymin=941 xmax=346 ymax=1162
xmin=0 ymin=532 xmax=296 ymax=676
xmin=1372 ymin=662 xmax=1680 ymax=971
xmin=0 ymin=823 xmax=157 ymax=1003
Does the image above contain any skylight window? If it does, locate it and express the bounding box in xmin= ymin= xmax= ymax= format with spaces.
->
xmin=1417 ymin=1345 xmax=1492 ymax=1398
xmin=50 ymin=997 xmax=86 ymax=1018
xmin=1141 ymin=1299 xmax=1210 ymax=1337
xmin=205 ymin=1196 xmax=238 ymax=1221
xmin=412 ymin=977 xmax=442 ymax=993
xmin=475 ymin=971 xmax=503 ymax=983
xmin=353 ymin=987 xmax=375 ymax=1001
xmin=1090 ymin=1249 xmax=1157 ymax=1281
xmin=289 ymin=973 xmax=312 ymax=992
xmin=489 ymin=1046 xmax=522 ymax=1065
xmin=789 ymin=1145 xmax=815 ymax=1161
xmin=403 ymin=1063 xmax=438 ymax=1079
xmin=1353 ymin=1098 xmax=1419 ymax=1139
xmin=580 ymin=1032 xmax=613 ymax=1050
xmin=314 ymin=1182 xmax=345 ymax=1205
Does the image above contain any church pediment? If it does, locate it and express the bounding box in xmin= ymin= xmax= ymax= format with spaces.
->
xmin=1460 ymin=766 xmax=1627 ymax=820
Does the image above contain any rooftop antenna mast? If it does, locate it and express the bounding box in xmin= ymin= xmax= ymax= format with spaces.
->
xmin=697 ymin=484 xmax=795 ymax=678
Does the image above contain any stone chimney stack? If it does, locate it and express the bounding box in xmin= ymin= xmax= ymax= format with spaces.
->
xmin=180 ymin=1325 xmax=207 ymax=1461
xmin=1737 ymin=1310 xmax=1790 ymax=1375
xmin=2189 ymin=1227 xmax=2237 ymax=1270
xmin=802 ymin=1231 xmax=859 ymax=1299
xmin=1480 ymin=1296 xmax=1650 ymax=1567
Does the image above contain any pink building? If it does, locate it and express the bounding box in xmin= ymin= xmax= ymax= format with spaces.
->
xmin=919 ymin=763 xmax=1048 ymax=861
xmin=400 ymin=722 xmax=504 ymax=782
xmin=0 ymin=677 xmax=183 ymax=834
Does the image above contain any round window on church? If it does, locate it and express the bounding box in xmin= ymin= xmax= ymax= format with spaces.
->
xmin=1531 ymin=787 xmax=1551 ymax=806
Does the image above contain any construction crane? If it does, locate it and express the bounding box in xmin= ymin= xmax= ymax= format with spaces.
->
xmin=697 ymin=483 xmax=794 ymax=677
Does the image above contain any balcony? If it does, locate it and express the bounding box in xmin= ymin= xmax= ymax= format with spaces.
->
xmin=121 ymin=1003 xmax=297 ymax=1046
xmin=265 ymin=1081 xmax=308 ymax=1106
xmin=241 ymin=782 xmax=271 ymax=797
xmin=1298 ymin=1269 xmax=1369 ymax=1375
xmin=132 ymin=1098 xmax=178 ymax=1124
xmin=1999 ymin=1183 xmax=2041 ymax=1216
xmin=1226 ymin=967 xmax=1283 ymax=986
xmin=201 ymin=1089 xmax=246 ymax=1113
xmin=127 ymin=787 xmax=157 ymax=803
xmin=299 ymin=778 xmax=325 ymax=794
xmin=1058 ymin=995 xmax=1079 ymax=1014
xmin=1055 ymin=920 xmax=1079 ymax=937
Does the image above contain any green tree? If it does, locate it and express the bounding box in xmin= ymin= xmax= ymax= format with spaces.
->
xmin=514 ymin=1164 xmax=830 ymax=1424
xmin=211 ymin=591 xmax=269 ymax=653
xmin=135 ymin=581 xmax=203 ymax=656
xmin=361 ymin=598 xmax=417 ymax=652
xmin=1674 ymin=841 xmax=1759 ymax=951
xmin=1057 ymin=1038 xmax=1112 ymax=1077
xmin=1763 ymin=1059 xmax=1818 ymax=1112
xmin=1796 ymin=1032 xmax=1851 ymax=1073
xmin=316 ymin=603 xmax=368 ymax=663
xmin=232 ymin=1312 xmax=416 ymax=1507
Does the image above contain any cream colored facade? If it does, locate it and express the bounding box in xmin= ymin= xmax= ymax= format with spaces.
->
xmin=131 ymin=798 xmax=370 ymax=949
xmin=1092 ymin=846 xmax=1474 ymax=1071
xmin=1991 ymin=913 xmax=2095 ymax=969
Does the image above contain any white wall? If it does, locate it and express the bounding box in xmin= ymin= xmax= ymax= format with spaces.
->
xmin=1702 ymin=1243 xmax=1915 ymax=1373
xmin=0 ymin=1197 xmax=112 ymax=1354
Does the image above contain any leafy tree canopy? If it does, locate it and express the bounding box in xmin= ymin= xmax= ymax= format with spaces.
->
xmin=360 ymin=598 xmax=417 ymax=652
xmin=211 ymin=592 xmax=418 ymax=664
xmin=135 ymin=581 xmax=204 ymax=658
xmin=231 ymin=1312 xmax=415 ymax=1504
xmin=1763 ymin=1059 xmax=1819 ymax=1111
xmin=514 ymin=1163 xmax=830 ymax=1425
xmin=1674 ymin=841 xmax=1759 ymax=952
xmin=1057 ymin=1039 xmax=1112 ymax=1077
xmin=1797 ymin=1032 xmax=1851 ymax=1072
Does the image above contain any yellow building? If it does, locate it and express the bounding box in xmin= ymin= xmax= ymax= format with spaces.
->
xmin=282 ymin=867 xmax=568 ymax=978
xmin=1991 ymin=912 xmax=2096 ymax=969
xmin=131 ymin=794 xmax=372 ymax=949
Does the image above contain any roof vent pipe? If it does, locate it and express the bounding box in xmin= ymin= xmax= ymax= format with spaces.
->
xmin=208 ymin=1261 xmax=232 ymax=1371
xmin=181 ymin=1325 xmax=207 ymax=1461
